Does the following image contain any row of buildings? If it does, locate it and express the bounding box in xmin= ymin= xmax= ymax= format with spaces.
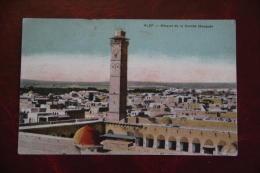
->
xmin=19 ymin=87 xmax=237 ymax=124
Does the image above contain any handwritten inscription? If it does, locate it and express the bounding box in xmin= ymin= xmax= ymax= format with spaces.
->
xmin=144 ymin=24 xmax=213 ymax=28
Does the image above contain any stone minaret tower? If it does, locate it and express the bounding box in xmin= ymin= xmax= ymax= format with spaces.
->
xmin=107 ymin=31 xmax=129 ymax=122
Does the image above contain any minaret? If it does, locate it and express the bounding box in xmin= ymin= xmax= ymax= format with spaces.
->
xmin=107 ymin=31 xmax=129 ymax=122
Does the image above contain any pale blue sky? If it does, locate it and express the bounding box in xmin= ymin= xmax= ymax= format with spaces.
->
xmin=21 ymin=19 xmax=236 ymax=82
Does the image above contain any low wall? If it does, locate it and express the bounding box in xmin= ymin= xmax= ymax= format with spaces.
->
xmin=19 ymin=121 xmax=105 ymax=138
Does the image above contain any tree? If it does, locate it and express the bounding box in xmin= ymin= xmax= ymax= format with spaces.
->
xmin=99 ymin=96 xmax=106 ymax=101
xmin=28 ymin=86 xmax=34 ymax=90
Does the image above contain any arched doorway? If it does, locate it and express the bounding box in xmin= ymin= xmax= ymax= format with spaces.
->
xmin=203 ymin=139 xmax=215 ymax=154
xmin=146 ymin=134 xmax=154 ymax=148
xmin=217 ymin=140 xmax=226 ymax=154
xmin=69 ymin=133 xmax=74 ymax=138
xmin=136 ymin=133 xmax=143 ymax=147
xmin=232 ymin=141 xmax=238 ymax=150
xmin=180 ymin=137 xmax=189 ymax=152
xmin=107 ymin=129 xmax=114 ymax=134
xmin=230 ymin=141 xmax=238 ymax=155
xmin=168 ymin=136 xmax=176 ymax=150
xmin=127 ymin=131 xmax=134 ymax=136
xmin=192 ymin=138 xmax=201 ymax=153
xmin=51 ymin=133 xmax=57 ymax=136
xmin=157 ymin=135 xmax=165 ymax=149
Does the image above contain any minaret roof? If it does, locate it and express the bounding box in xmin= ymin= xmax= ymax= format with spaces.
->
xmin=110 ymin=30 xmax=130 ymax=40
xmin=110 ymin=35 xmax=130 ymax=40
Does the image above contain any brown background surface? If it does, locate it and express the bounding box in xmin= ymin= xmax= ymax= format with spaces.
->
xmin=0 ymin=0 xmax=259 ymax=172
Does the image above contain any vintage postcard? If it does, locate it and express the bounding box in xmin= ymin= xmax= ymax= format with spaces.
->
xmin=18 ymin=19 xmax=237 ymax=155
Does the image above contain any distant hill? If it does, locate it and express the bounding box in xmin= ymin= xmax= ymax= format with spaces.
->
xmin=20 ymin=79 xmax=109 ymax=88
xmin=20 ymin=79 xmax=236 ymax=89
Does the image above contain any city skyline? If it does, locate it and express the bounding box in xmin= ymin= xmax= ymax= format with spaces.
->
xmin=21 ymin=19 xmax=236 ymax=83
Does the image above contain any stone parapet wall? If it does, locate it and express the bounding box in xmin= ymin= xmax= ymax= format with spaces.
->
xmin=19 ymin=122 xmax=104 ymax=138
xmin=105 ymin=122 xmax=237 ymax=155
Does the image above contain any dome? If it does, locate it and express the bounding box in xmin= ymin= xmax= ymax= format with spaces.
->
xmin=73 ymin=125 xmax=100 ymax=146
